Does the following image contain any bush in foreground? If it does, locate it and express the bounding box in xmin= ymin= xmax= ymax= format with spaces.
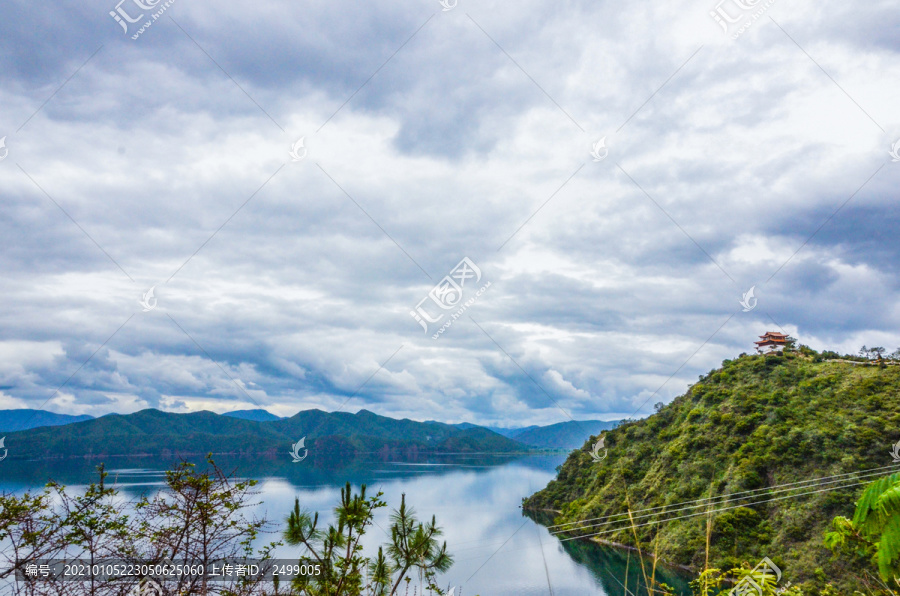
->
xmin=0 ymin=457 xmax=463 ymax=596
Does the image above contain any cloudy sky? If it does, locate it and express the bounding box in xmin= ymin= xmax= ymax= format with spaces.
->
xmin=0 ymin=0 xmax=898 ymax=427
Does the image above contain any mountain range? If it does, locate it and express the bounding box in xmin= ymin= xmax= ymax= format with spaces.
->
xmin=0 ymin=408 xmax=524 ymax=461
xmin=0 ymin=408 xmax=619 ymax=457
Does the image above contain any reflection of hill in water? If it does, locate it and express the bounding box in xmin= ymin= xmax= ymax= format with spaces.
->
xmin=0 ymin=452 xmax=552 ymax=494
xmin=0 ymin=453 xmax=696 ymax=595
xmin=525 ymin=510 xmax=694 ymax=596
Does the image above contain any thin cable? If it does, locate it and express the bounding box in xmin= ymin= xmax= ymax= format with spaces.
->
xmin=534 ymin=524 xmax=554 ymax=596
xmin=452 ymin=467 xmax=898 ymax=560
xmin=557 ymin=474 xmax=885 ymax=542
xmin=553 ymin=469 xmax=892 ymax=537
xmin=549 ymin=462 xmax=900 ymax=530
xmin=551 ymin=466 xmax=898 ymax=534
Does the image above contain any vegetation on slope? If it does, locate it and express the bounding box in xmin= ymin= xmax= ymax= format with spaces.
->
xmin=525 ymin=346 xmax=900 ymax=593
xmin=223 ymin=409 xmax=283 ymax=422
xmin=3 ymin=408 xmax=527 ymax=460
xmin=825 ymin=470 xmax=900 ymax=591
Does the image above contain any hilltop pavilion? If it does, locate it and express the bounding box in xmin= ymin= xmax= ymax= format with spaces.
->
xmin=755 ymin=331 xmax=788 ymax=353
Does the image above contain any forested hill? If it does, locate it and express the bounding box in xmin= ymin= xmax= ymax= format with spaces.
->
xmin=524 ymin=347 xmax=900 ymax=591
xmin=2 ymin=408 xmax=526 ymax=460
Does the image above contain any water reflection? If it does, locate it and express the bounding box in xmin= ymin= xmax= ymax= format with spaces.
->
xmin=528 ymin=511 xmax=692 ymax=596
xmin=0 ymin=454 xmax=693 ymax=595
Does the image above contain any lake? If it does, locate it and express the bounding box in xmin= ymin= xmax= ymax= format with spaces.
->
xmin=0 ymin=453 xmax=693 ymax=595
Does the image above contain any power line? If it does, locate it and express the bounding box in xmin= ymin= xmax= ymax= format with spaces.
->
xmin=550 ymin=464 xmax=899 ymax=534
xmin=551 ymin=462 xmax=900 ymax=529
xmin=556 ymin=473 xmax=888 ymax=543
xmin=451 ymin=465 xmax=900 ymax=563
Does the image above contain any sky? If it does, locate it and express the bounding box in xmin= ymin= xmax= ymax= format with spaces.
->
xmin=0 ymin=0 xmax=898 ymax=427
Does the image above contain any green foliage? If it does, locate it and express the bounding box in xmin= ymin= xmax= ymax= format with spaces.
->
xmin=0 ymin=486 xmax=65 ymax=582
xmin=0 ymin=456 xmax=276 ymax=595
xmin=284 ymin=484 xmax=453 ymax=596
xmin=3 ymin=408 xmax=527 ymax=460
xmin=825 ymin=472 xmax=900 ymax=588
xmin=284 ymin=482 xmax=386 ymax=596
xmin=385 ymin=494 xmax=453 ymax=592
xmin=525 ymin=348 xmax=900 ymax=593
xmin=0 ymin=459 xmax=462 ymax=596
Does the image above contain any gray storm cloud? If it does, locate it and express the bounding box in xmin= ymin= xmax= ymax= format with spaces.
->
xmin=0 ymin=0 xmax=897 ymax=425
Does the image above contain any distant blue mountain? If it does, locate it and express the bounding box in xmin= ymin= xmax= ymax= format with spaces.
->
xmin=0 ymin=409 xmax=616 ymax=451
xmin=0 ymin=409 xmax=94 ymax=432
xmin=449 ymin=422 xmax=530 ymax=437
xmin=513 ymin=420 xmax=620 ymax=450
xmin=452 ymin=420 xmax=620 ymax=449
xmin=222 ymin=409 xmax=282 ymax=422
xmin=487 ymin=425 xmax=540 ymax=439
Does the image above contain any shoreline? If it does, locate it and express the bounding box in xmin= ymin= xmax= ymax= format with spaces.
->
xmin=1 ymin=449 xmax=549 ymax=463
xmin=522 ymin=506 xmax=696 ymax=574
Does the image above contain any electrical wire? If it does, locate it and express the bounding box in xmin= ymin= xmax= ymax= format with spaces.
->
xmin=549 ymin=462 xmax=900 ymax=531
xmin=555 ymin=473 xmax=886 ymax=542
xmin=550 ymin=464 xmax=899 ymax=535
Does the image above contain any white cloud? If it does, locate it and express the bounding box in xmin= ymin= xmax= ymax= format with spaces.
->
xmin=0 ymin=0 xmax=897 ymax=426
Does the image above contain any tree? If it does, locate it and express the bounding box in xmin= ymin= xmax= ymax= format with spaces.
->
xmin=0 ymin=466 xmax=136 ymax=595
xmin=284 ymin=485 xmax=453 ymax=596
xmin=0 ymin=458 xmax=276 ymax=596
xmin=133 ymin=456 xmax=275 ymax=595
xmin=825 ymin=471 xmax=900 ymax=591
xmin=0 ymin=460 xmax=462 ymax=596
xmin=285 ymin=482 xmax=384 ymax=596
xmin=58 ymin=464 xmax=131 ymax=595
xmin=383 ymin=494 xmax=452 ymax=595
xmin=0 ymin=487 xmax=67 ymax=588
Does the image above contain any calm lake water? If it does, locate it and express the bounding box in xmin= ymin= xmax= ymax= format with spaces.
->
xmin=0 ymin=453 xmax=693 ymax=596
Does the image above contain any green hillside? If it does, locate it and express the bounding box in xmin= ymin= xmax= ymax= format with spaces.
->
xmin=524 ymin=347 xmax=900 ymax=593
xmin=3 ymin=408 xmax=527 ymax=461
xmin=222 ymin=408 xmax=283 ymax=422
